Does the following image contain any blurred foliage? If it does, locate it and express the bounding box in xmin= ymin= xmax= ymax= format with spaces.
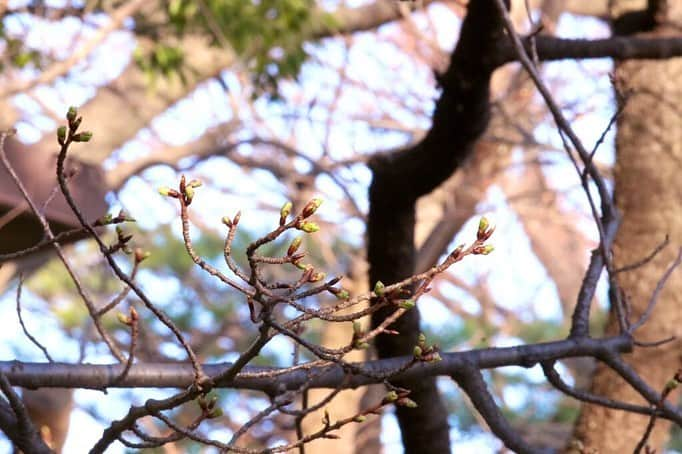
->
xmin=669 ymin=424 xmax=682 ymax=452
xmin=1 ymin=0 xmax=333 ymax=96
xmin=0 ymin=21 xmax=42 ymax=73
xmin=133 ymin=0 xmax=321 ymax=96
xmin=133 ymin=44 xmax=187 ymax=86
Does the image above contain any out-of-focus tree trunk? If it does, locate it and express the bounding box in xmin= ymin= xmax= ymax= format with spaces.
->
xmin=571 ymin=1 xmax=682 ymax=451
xmin=19 ymin=389 xmax=73 ymax=453
xmin=300 ymin=260 xmax=372 ymax=454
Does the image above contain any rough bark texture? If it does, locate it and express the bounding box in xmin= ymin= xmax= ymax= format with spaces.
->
xmin=571 ymin=1 xmax=682 ymax=451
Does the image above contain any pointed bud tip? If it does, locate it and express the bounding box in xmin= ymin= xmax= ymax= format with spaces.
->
xmin=384 ymin=391 xmax=399 ymax=403
xmin=66 ymin=106 xmax=77 ymax=121
xmin=399 ymin=299 xmax=415 ymax=310
xmin=298 ymin=221 xmax=320 ymax=233
xmin=72 ymin=131 xmax=93 ymax=142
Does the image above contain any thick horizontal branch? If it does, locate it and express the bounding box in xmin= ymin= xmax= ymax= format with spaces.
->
xmin=2 ymin=335 xmax=632 ymax=392
xmin=499 ymin=36 xmax=682 ymax=66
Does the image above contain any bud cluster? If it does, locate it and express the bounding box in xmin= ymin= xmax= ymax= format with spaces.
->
xmin=413 ymin=332 xmax=442 ymax=363
xmin=197 ymin=394 xmax=223 ymax=419
xmin=57 ymin=106 xmax=93 ymax=146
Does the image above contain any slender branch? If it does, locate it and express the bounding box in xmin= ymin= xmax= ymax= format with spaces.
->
xmin=452 ymin=367 xmax=546 ymax=454
xmin=16 ymin=276 xmax=53 ymax=362
xmin=54 ymin=122 xmax=207 ymax=384
xmin=0 ymin=373 xmax=53 ymax=454
xmin=542 ymin=361 xmax=665 ymax=418
xmin=0 ymin=130 xmax=125 ymax=362
xmin=629 ymin=247 xmax=682 ymax=333
xmin=493 ymin=0 xmax=621 ymax=338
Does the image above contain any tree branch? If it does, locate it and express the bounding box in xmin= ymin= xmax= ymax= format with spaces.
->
xmin=0 ymin=373 xmax=53 ymax=454
xmin=0 ymin=335 xmax=637 ymax=397
xmin=452 ymin=367 xmax=547 ymax=454
xmin=499 ymin=35 xmax=682 ymax=65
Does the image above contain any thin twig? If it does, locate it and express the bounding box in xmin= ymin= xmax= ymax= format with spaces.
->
xmin=629 ymin=247 xmax=682 ymax=333
xmin=16 ymin=275 xmax=53 ymax=362
xmin=615 ymin=235 xmax=669 ymax=274
xmin=0 ymin=129 xmax=125 ymax=362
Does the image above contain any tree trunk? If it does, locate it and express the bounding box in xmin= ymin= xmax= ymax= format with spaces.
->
xmin=571 ymin=2 xmax=682 ymax=451
xmin=300 ymin=262 xmax=372 ymax=454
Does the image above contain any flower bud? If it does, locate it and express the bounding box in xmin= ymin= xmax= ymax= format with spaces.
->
xmin=331 ymin=288 xmax=350 ymax=300
xmin=117 ymin=312 xmax=131 ymax=325
xmin=449 ymin=244 xmax=465 ymax=259
xmin=383 ymin=391 xmax=399 ymax=403
xmin=221 ymin=216 xmax=232 ymax=227
xmin=287 ymin=236 xmax=302 ymax=256
xmin=72 ymin=131 xmax=93 ymax=142
xmin=207 ymin=408 xmax=223 ymax=419
xmin=66 ymin=106 xmax=77 ymax=122
xmin=134 ymin=248 xmax=151 ymax=263
xmin=665 ymin=379 xmax=679 ymax=391
xmin=354 ymin=415 xmax=366 ymax=423
xmin=309 ymin=271 xmax=326 ymax=283
xmin=399 ymin=299 xmax=415 ymax=310
xmin=473 ymin=244 xmax=494 ymax=255
xmin=373 ymin=280 xmax=385 ymax=296
xmin=158 ymin=186 xmax=172 ymax=196
xmin=118 ymin=210 xmax=135 ymax=222
xmin=280 ymin=201 xmax=292 ymax=225
xmin=397 ymin=397 xmax=418 ymax=408
xmin=294 ymin=261 xmax=308 ymax=270
xmin=413 ymin=346 xmax=422 ymax=358
xmin=298 ymin=221 xmax=319 ymax=233
xmin=477 ymin=216 xmax=496 ymax=241
xmin=302 ymin=198 xmax=323 ymax=218
xmin=96 ymin=213 xmax=114 ymax=225
xmin=478 ymin=216 xmax=489 ymax=236
xmin=57 ymin=126 xmax=67 ymax=144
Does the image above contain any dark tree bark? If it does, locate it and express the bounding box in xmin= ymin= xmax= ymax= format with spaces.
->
xmin=367 ymin=1 xmax=507 ymax=452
